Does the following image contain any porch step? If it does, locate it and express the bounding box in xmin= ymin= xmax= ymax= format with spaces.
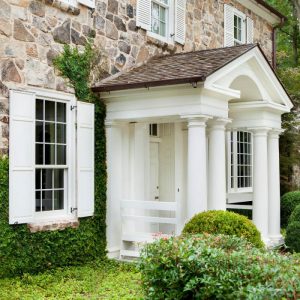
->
xmin=120 ymin=249 xmax=140 ymax=258
xmin=122 ymin=215 xmax=177 ymax=224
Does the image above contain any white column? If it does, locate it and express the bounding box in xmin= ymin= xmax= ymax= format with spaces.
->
xmin=106 ymin=121 xmax=123 ymax=258
xmin=252 ymin=127 xmax=269 ymax=241
xmin=268 ymin=129 xmax=283 ymax=245
xmin=184 ymin=115 xmax=211 ymax=220
xmin=208 ymin=119 xmax=231 ymax=211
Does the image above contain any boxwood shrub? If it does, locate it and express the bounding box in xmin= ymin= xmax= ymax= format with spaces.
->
xmin=182 ymin=210 xmax=263 ymax=248
xmin=286 ymin=221 xmax=300 ymax=253
xmin=289 ymin=204 xmax=300 ymax=223
xmin=281 ymin=191 xmax=300 ymax=228
xmin=139 ymin=234 xmax=300 ymax=299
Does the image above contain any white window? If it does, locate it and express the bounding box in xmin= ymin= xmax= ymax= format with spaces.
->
xmin=149 ymin=123 xmax=159 ymax=137
xmin=224 ymin=4 xmax=253 ymax=47
xmin=60 ymin=0 xmax=95 ymax=9
xmin=136 ymin=0 xmax=186 ymax=45
xmin=9 ymin=89 xmax=94 ymax=225
xmin=228 ymin=131 xmax=253 ymax=193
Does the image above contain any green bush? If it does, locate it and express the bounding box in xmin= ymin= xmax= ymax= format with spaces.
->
xmin=281 ymin=191 xmax=300 ymax=228
xmin=289 ymin=204 xmax=300 ymax=223
xmin=286 ymin=221 xmax=300 ymax=253
xmin=182 ymin=210 xmax=264 ymax=248
xmin=139 ymin=234 xmax=300 ymax=299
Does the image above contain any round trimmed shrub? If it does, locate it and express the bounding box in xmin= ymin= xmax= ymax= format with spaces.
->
xmin=281 ymin=191 xmax=300 ymax=228
xmin=285 ymin=221 xmax=300 ymax=253
xmin=182 ymin=210 xmax=264 ymax=248
xmin=289 ymin=204 xmax=300 ymax=223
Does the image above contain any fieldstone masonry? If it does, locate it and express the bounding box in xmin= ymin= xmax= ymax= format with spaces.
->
xmin=0 ymin=0 xmax=274 ymax=155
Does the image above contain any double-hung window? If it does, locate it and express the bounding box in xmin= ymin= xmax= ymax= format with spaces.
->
xmin=35 ymin=99 xmax=67 ymax=215
xmin=151 ymin=0 xmax=169 ymax=38
xmin=224 ymin=4 xmax=253 ymax=47
xmin=9 ymin=88 xmax=94 ymax=225
xmin=136 ymin=0 xmax=186 ymax=45
xmin=228 ymin=131 xmax=253 ymax=193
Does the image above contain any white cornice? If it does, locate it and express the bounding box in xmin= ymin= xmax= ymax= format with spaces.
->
xmin=236 ymin=0 xmax=282 ymax=25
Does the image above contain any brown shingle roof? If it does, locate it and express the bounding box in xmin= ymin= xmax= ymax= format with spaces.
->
xmin=92 ymin=44 xmax=257 ymax=92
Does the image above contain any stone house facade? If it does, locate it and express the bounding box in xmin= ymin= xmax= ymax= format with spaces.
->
xmin=0 ymin=0 xmax=282 ymax=156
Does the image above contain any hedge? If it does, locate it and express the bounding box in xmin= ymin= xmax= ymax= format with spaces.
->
xmin=139 ymin=234 xmax=300 ymax=299
xmin=182 ymin=210 xmax=264 ymax=248
xmin=281 ymin=191 xmax=300 ymax=228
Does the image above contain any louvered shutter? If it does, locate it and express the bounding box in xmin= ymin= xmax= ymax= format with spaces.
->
xmin=224 ymin=4 xmax=234 ymax=47
xmin=9 ymin=90 xmax=35 ymax=224
xmin=246 ymin=17 xmax=254 ymax=44
xmin=136 ymin=0 xmax=151 ymax=31
xmin=77 ymin=0 xmax=95 ymax=8
xmin=175 ymin=0 xmax=186 ymax=45
xmin=77 ymin=101 xmax=94 ymax=218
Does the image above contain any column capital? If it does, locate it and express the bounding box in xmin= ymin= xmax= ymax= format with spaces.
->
xmin=208 ymin=118 xmax=232 ymax=131
xmin=269 ymin=128 xmax=284 ymax=139
xmin=248 ymin=127 xmax=272 ymax=136
xmin=105 ymin=120 xmax=123 ymax=128
xmin=181 ymin=114 xmax=212 ymax=128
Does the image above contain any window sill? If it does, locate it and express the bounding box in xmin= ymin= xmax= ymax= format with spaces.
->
xmin=46 ymin=0 xmax=80 ymax=16
xmin=146 ymin=32 xmax=176 ymax=52
xmin=28 ymin=219 xmax=79 ymax=233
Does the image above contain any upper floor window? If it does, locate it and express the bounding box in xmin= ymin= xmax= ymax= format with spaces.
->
xmin=151 ymin=0 xmax=169 ymax=38
xmin=136 ymin=0 xmax=186 ymax=45
xmin=228 ymin=131 xmax=253 ymax=193
xmin=224 ymin=4 xmax=253 ymax=47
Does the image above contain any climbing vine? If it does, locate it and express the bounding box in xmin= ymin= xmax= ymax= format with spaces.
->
xmin=0 ymin=43 xmax=107 ymax=277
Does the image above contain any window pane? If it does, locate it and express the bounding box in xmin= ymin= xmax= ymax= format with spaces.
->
xmin=42 ymin=169 xmax=53 ymax=189
xmin=45 ymin=122 xmax=55 ymax=143
xmin=160 ymin=6 xmax=166 ymax=22
xmin=45 ymin=144 xmax=55 ymax=165
xmin=54 ymin=190 xmax=64 ymax=210
xmin=57 ymin=102 xmax=66 ymax=123
xmin=36 ymin=191 xmax=41 ymax=212
xmin=36 ymin=99 xmax=43 ymax=120
xmin=160 ymin=22 xmax=166 ymax=37
xmin=36 ymin=121 xmax=43 ymax=142
xmin=45 ymin=101 xmax=55 ymax=121
xmin=152 ymin=18 xmax=159 ymax=34
xmin=57 ymin=145 xmax=66 ymax=165
xmin=36 ymin=144 xmax=44 ymax=164
xmin=35 ymin=169 xmax=41 ymax=190
xmin=42 ymin=190 xmax=53 ymax=211
xmin=57 ymin=124 xmax=66 ymax=144
xmin=54 ymin=169 xmax=64 ymax=189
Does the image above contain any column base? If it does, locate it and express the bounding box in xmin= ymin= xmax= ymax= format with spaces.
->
xmin=107 ymin=247 xmax=121 ymax=259
xmin=267 ymin=235 xmax=284 ymax=247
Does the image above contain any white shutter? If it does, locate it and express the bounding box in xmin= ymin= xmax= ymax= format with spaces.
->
xmin=224 ymin=4 xmax=234 ymax=47
xmin=9 ymin=90 xmax=35 ymax=224
xmin=77 ymin=0 xmax=95 ymax=8
xmin=246 ymin=17 xmax=254 ymax=44
xmin=136 ymin=0 xmax=151 ymax=31
xmin=175 ymin=0 xmax=186 ymax=45
xmin=77 ymin=101 xmax=94 ymax=218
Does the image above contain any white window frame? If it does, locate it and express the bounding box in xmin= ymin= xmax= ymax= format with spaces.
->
xmin=227 ymin=130 xmax=253 ymax=194
xmin=32 ymin=88 xmax=76 ymax=223
xmin=148 ymin=0 xmax=174 ymax=44
xmin=233 ymin=9 xmax=246 ymax=45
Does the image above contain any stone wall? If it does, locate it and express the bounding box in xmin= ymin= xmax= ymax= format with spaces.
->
xmin=0 ymin=0 xmax=274 ymax=154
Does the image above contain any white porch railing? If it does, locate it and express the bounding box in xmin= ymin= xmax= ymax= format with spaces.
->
xmin=120 ymin=200 xmax=179 ymax=258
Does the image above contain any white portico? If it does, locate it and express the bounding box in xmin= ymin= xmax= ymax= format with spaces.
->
xmin=92 ymin=44 xmax=293 ymax=258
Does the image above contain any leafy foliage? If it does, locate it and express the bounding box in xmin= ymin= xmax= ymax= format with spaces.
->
xmin=139 ymin=234 xmax=300 ymax=299
xmin=0 ymin=43 xmax=107 ymax=277
xmin=281 ymin=191 xmax=300 ymax=228
xmin=289 ymin=203 xmax=300 ymax=223
xmin=286 ymin=221 xmax=300 ymax=252
xmin=182 ymin=210 xmax=264 ymax=248
xmin=0 ymin=260 xmax=143 ymax=299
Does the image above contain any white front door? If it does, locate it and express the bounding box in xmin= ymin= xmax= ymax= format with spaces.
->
xmin=150 ymin=141 xmax=159 ymax=201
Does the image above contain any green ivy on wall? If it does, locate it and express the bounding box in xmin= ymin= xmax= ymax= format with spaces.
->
xmin=0 ymin=43 xmax=107 ymax=278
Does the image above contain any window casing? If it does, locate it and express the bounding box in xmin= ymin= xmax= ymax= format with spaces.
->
xmin=233 ymin=11 xmax=246 ymax=45
xmin=35 ymin=99 xmax=68 ymax=217
xmin=149 ymin=0 xmax=173 ymax=43
xmin=228 ymin=131 xmax=253 ymax=193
